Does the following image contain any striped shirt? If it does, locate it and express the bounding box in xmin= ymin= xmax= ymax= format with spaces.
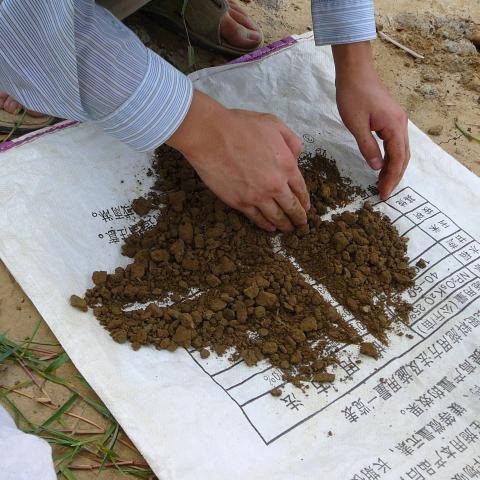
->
xmin=0 ymin=0 xmax=376 ymax=152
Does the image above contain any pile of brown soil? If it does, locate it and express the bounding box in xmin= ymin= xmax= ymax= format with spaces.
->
xmin=283 ymin=204 xmax=413 ymax=343
xmin=73 ymin=146 xmax=415 ymax=385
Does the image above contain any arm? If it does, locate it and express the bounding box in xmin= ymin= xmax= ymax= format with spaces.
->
xmin=311 ymin=0 xmax=410 ymax=199
xmin=0 ymin=0 xmax=192 ymax=151
xmin=0 ymin=0 xmax=309 ymax=232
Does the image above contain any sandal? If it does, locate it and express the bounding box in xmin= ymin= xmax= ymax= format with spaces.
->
xmin=0 ymin=108 xmax=55 ymax=136
xmin=143 ymin=0 xmax=263 ymax=57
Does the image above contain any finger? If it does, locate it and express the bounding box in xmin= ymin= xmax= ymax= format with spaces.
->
xmin=260 ymin=113 xmax=303 ymax=158
xmin=278 ymin=125 xmax=303 ymax=158
xmin=242 ymin=206 xmax=276 ymax=232
xmin=288 ymin=168 xmax=310 ymax=211
xmin=275 ymin=186 xmax=308 ymax=226
xmin=258 ymin=199 xmax=294 ymax=232
xmin=378 ymin=128 xmax=407 ymax=200
xmin=354 ymin=125 xmax=384 ymax=170
xmin=402 ymin=124 xmax=411 ymax=178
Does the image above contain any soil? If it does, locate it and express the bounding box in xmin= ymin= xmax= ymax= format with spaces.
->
xmin=389 ymin=14 xmax=479 ymax=94
xmin=75 ymin=146 xmax=415 ymax=386
xmin=282 ymin=157 xmax=416 ymax=344
xmin=2 ymin=1 xmax=478 ymax=476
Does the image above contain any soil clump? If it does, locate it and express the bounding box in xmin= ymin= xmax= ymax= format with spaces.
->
xmin=282 ymin=157 xmax=415 ymax=344
xmin=78 ymin=146 xmax=415 ymax=386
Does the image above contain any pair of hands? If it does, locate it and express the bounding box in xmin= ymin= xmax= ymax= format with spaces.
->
xmin=167 ymin=42 xmax=410 ymax=232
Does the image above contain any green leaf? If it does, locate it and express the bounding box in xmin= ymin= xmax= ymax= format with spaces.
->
xmin=187 ymin=45 xmax=196 ymax=70
xmin=22 ymin=319 xmax=42 ymax=354
xmin=115 ymin=466 xmax=154 ymax=479
xmin=60 ymin=466 xmax=78 ymax=480
xmin=99 ymin=422 xmax=120 ymax=471
xmin=0 ymin=331 xmax=10 ymax=343
xmin=44 ymin=352 xmax=70 ymax=373
xmin=455 ymin=119 xmax=480 ymax=144
xmin=35 ymin=393 xmax=79 ymax=433
xmin=2 ymin=396 xmax=36 ymax=430
xmin=53 ymin=445 xmax=82 ymax=472
xmin=36 ymin=371 xmax=113 ymax=419
xmin=0 ymin=343 xmax=20 ymax=363
xmin=40 ymin=426 xmax=99 ymax=447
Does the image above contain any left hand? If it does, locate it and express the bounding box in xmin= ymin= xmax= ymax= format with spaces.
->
xmin=332 ymin=42 xmax=410 ymax=200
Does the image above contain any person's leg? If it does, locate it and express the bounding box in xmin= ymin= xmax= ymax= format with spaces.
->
xmin=100 ymin=0 xmax=262 ymax=52
xmin=0 ymin=0 xmax=261 ymax=122
xmin=0 ymin=0 xmax=149 ymax=117
xmin=0 ymin=92 xmax=44 ymax=117
xmin=216 ymin=0 xmax=262 ymax=50
xmin=97 ymin=0 xmax=151 ymax=20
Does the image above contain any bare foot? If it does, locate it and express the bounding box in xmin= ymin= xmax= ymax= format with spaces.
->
xmin=219 ymin=0 xmax=262 ymax=49
xmin=0 ymin=92 xmax=45 ymax=117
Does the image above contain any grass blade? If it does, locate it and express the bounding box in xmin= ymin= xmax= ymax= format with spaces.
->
xmin=455 ymin=119 xmax=480 ymax=144
xmin=0 ymin=343 xmax=21 ymax=362
xmin=22 ymin=319 xmax=42 ymax=354
xmin=36 ymin=393 xmax=79 ymax=433
xmin=60 ymin=466 xmax=79 ymax=480
xmin=187 ymin=45 xmax=196 ymax=70
xmin=44 ymin=352 xmax=70 ymax=373
xmin=2 ymin=396 xmax=36 ymax=430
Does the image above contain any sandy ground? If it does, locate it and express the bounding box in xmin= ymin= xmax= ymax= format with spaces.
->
xmin=0 ymin=0 xmax=478 ymax=478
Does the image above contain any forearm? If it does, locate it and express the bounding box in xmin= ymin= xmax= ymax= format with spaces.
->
xmin=0 ymin=0 xmax=192 ymax=151
xmin=332 ymin=41 xmax=376 ymax=82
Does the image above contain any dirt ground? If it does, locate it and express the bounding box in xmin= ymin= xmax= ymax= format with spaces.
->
xmin=0 ymin=0 xmax=478 ymax=478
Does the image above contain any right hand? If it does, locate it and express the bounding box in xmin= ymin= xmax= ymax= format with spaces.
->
xmin=167 ymin=90 xmax=310 ymax=232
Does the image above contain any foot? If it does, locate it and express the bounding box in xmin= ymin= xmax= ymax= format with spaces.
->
xmin=219 ymin=0 xmax=262 ymax=49
xmin=0 ymin=92 xmax=45 ymax=117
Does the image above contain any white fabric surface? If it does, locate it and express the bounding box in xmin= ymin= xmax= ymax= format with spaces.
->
xmin=0 ymin=34 xmax=479 ymax=479
xmin=0 ymin=405 xmax=56 ymax=480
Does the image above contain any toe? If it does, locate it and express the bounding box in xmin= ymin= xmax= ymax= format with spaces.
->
xmin=220 ymin=11 xmax=261 ymax=49
xmin=4 ymin=96 xmax=21 ymax=115
xmin=0 ymin=93 xmax=45 ymax=117
xmin=227 ymin=0 xmax=247 ymax=16
xmin=0 ymin=92 xmax=8 ymax=109
xmin=228 ymin=6 xmax=258 ymax=32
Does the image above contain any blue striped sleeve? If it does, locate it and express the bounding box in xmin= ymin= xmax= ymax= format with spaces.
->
xmin=311 ymin=0 xmax=377 ymax=46
xmin=0 ymin=0 xmax=192 ymax=152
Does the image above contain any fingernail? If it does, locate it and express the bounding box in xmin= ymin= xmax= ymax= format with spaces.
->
xmin=369 ymin=157 xmax=384 ymax=170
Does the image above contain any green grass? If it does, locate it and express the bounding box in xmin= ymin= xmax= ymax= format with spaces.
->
xmin=0 ymin=328 xmax=156 ymax=479
xmin=0 ymin=109 xmax=27 ymax=143
xmin=455 ymin=118 xmax=480 ymax=144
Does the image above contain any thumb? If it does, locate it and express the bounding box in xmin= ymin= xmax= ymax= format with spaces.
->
xmin=354 ymin=128 xmax=384 ymax=171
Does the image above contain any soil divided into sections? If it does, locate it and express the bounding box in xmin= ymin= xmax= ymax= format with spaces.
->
xmin=73 ymin=146 xmax=416 ymax=387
